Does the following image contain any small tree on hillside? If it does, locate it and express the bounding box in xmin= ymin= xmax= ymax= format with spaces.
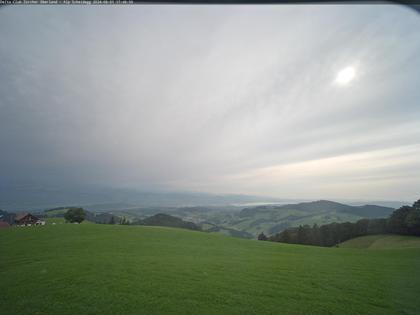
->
xmin=282 ymin=229 xmax=291 ymax=243
xmin=405 ymin=200 xmax=420 ymax=236
xmin=257 ymin=232 xmax=268 ymax=241
xmin=388 ymin=206 xmax=412 ymax=234
xmin=64 ymin=208 xmax=86 ymax=223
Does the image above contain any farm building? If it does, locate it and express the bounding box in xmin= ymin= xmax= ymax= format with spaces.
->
xmin=14 ymin=213 xmax=45 ymax=226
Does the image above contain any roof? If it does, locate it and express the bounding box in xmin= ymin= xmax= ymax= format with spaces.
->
xmin=14 ymin=213 xmax=30 ymax=221
xmin=14 ymin=213 xmax=39 ymax=221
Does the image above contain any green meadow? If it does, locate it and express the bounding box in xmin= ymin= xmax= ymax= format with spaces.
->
xmin=43 ymin=217 xmax=92 ymax=225
xmin=1 ymin=224 xmax=420 ymax=315
xmin=339 ymin=234 xmax=420 ymax=250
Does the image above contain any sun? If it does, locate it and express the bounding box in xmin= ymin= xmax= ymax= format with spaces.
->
xmin=335 ymin=66 xmax=356 ymax=85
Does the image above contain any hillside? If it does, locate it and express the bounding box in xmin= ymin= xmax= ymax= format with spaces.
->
xmin=100 ymin=200 xmax=395 ymax=239
xmin=26 ymin=200 xmax=395 ymax=239
xmin=42 ymin=207 xmax=125 ymax=225
xmin=239 ymin=200 xmax=393 ymax=218
xmin=135 ymin=213 xmax=201 ymax=231
xmin=339 ymin=234 xmax=420 ymax=249
xmin=224 ymin=200 xmax=394 ymax=237
xmin=1 ymin=224 xmax=420 ymax=314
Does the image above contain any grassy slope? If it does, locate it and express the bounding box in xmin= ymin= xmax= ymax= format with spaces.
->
xmin=227 ymin=209 xmax=362 ymax=237
xmin=43 ymin=217 xmax=94 ymax=225
xmin=339 ymin=234 xmax=420 ymax=250
xmin=1 ymin=225 xmax=420 ymax=315
xmin=43 ymin=217 xmax=66 ymax=224
xmin=43 ymin=208 xmax=69 ymax=216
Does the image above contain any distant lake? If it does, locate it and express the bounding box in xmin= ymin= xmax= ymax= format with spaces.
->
xmin=231 ymin=200 xmax=307 ymax=207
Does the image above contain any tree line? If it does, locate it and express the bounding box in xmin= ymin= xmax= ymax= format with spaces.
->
xmin=64 ymin=208 xmax=130 ymax=225
xmin=258 ymin=199 xmax=420 ymax=247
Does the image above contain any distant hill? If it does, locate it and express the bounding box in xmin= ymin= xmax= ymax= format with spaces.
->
xmin=11 ymin=199 xmax=396 ymax=238
xmin=240 ymin=200 xmax=393 ymax=218
xmin=348 ymin=204 xmax=395 ymax=218
xmin=43 ymin=207 xmax=71 ymax=216
xmin=339 ymin=234 xmax=420 ymax=250
xmin=124 ymin=200 xmax=393 ymax=239
xmin=42 ymin=207 xmax=116 ymax=224
xmin=224 ymin=200 xmax=395 ymax=237
xmin=200 ymin=221 xmax=253 ymax=239
xmin=135 ymin=213 xmax=201 ymax=231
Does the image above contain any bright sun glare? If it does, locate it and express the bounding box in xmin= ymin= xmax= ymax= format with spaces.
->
xmin=335 ymin=66 xmax=356 ymax=85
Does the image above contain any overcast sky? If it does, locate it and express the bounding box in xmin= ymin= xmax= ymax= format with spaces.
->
xmin=0 ymin=5 xmax=419 ymax=201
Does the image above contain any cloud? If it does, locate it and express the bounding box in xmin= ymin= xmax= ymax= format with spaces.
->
xmin=0 ymin=5 xmax=419 ymax=200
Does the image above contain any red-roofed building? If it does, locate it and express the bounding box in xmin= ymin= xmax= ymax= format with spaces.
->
xmin=14 ymin=213 xmax=44 ymax=226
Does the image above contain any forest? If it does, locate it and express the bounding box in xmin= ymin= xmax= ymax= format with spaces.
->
xmin=260 ymin=199 xmax=420 ymax=247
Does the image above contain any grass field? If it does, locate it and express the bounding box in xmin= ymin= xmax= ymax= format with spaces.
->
xmin=43 ymin=217 xmax=93 ymax=225
xmin=1 ymin=225 xmax=420 ymax=314
xmin=43 ymin=217 xmax=65 ymax=224
xmin=339 ymin=234 xmax=420 ymax=250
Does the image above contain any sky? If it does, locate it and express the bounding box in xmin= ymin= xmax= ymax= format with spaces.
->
xmin=0 ymin=5 xmax=419 ymax=201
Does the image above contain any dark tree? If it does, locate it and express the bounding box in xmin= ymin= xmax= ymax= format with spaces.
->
xmin=413 ymin=199 xmax=420 ymax=211
xmin=367 ymin=218 xmax=388 ymax=234
xmin=296 ymin=226 xmax=305 ymax=244
xmin=257 ymin=232 xmax=268 ymax=241
xmin=355 ymin=219 xmax=369 ymax=236
xmin=311 ymin=224 xmax=321 ymax=245
xmin=109 ymin=216 xmax=116 ymax=225
xmin=388 ymin=206 xmax=412 ymax=234
xmin=406 ymin=203 xmax=420 ymax=236
xmin=281 ymin=229 xmax=291 ymax=243
xmin=64 ymin=208 xmax=86 ymax=223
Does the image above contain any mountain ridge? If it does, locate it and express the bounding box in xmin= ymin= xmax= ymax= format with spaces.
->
xmin=240 ymin=200 xmax=393 ymax=218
